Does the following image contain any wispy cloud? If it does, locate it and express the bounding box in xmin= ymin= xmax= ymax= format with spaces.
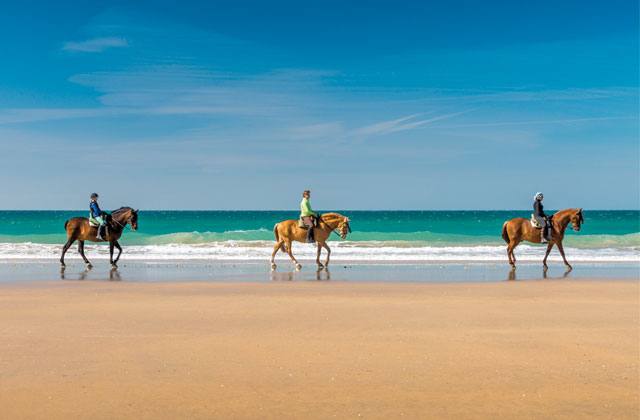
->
xmin=62 ymin=36 xmax=128 ymax=53
xmin=442 ymin=116 xmax=637 ymax=129
xmin=352 ymin=111 xmax=471 ymax=137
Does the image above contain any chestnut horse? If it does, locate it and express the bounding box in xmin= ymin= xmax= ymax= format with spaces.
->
xmin=271 ymin=212 xmax=351 ymax=270
xmin=60 ymin=207 xmax=138 ymax=268
xmin=502 ymin=208 xmax=583 ymax=269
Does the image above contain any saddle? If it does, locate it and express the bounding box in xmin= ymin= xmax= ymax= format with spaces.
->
xmin=298 ymin=216 xmax=318 ymax=229
xmin=530 ymin=214 xmax=553 ymax=228
xmin=530 ymin=214 xmax=543 ymax=228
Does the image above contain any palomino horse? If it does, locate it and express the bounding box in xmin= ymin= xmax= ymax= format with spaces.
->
xmin=502 ymin=208 xmax=583 ymax=269
xmin=60 ymin=207 xmax=138 ymax=268
xmin=271 ymin=212 xmax=351 ymax=270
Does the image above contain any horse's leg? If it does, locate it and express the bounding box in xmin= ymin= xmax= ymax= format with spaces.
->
xmin=507 ymin=241 xmax=517 ymax=267
xmin=556 ymin=241 xmax=572 ymax=270
xmin=322 ymin=243 xmax=331 ymax=267
xmin=316 ymin=243 xmax=324 ymax=268
xmin=542 ymin=242 xmax=554 ymax=268
xmin=109 ymin=241 xmax=115 ymax=267
xmin=113 ymin=241 xmax=123 ymax=266
xmin=60 ymin=238 xmax=75 ymax=267
xmin=285 ymin=241 xmax=301 ymax=270
xmin=271 ymin=241 xmax=283 ymax=270
xmin=77 ymin=240 xmax=91 ymax=266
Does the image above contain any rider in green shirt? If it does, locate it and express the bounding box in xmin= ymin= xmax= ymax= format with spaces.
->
xmin=300 ymin=190 xmax=317 ymax=243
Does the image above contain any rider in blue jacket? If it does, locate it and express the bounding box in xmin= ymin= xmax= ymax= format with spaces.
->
xmin=90 ymin=193 xmax=107 ymax=240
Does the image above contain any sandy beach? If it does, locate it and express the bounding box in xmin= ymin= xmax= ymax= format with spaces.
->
xmin=0 ymin=279 xmax=637 ymax=419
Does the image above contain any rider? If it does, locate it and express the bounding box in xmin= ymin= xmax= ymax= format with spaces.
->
xmin=89 ymin=193 xmax=108 ymax=240
xmin=300 ymin=190 xmax=317 ymax=243
xmin=533 ymin=192 xmax=550 ymax=243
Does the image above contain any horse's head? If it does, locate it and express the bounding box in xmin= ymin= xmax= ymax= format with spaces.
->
xmin=337 ymin=217 xmax=352 ymax=239
xmin=113 ymin=207 xmax=139 ymax=231
xmin=570 ymin=208 xmax=583 ymax=232
xmin=129 ymin=209 xmax=139 ymax=231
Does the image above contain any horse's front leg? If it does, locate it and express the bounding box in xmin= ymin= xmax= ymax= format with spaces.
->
xmin=322 ymin=243 xmax=331 ymax=267
xmin=542 ymin=242 xmax=554 ymax=267
xmin=109 ymin=241 xmax=115 ymax=267
xmin=316 ymin=243 xmax=324 ymax=268
xmin=556 ymin=241 xmax=572 ymax=270
xmin=113 ymin=241 xmax=123 ymax=266
xmin=285 ymin=241 xmax=301 ymax=270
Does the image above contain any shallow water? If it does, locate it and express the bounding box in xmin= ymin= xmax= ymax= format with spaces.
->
xmin=1 ymin=260 xmax=637 ymax=283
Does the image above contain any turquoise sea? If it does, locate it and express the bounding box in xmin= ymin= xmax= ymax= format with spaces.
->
xmin=0 ymin=210 xmax=638 ymax=262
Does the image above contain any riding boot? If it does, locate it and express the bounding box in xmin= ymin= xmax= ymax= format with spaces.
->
xmin=306 ymin=227 xmax=315 ymax=243
xmin=96 ymin=226 xmax=103 ymax=241
xmin=541 ymin=226 xmax=548 ymax=243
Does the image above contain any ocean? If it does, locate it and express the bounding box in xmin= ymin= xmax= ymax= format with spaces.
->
xmin=0 ymin=210 xmax=638 ymax=263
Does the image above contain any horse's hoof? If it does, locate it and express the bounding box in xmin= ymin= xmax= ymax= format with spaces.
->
xmin=295 ymin=263 xmax=302 ymax=270
xmin=85 ymin=263 xmax=93 ymax=269
xmin=271 ymin=263 xmax=277 ymax=271
xmin=317 ymin=263 xmax=324 ymax=269
xmin=111 ymin=263 xmax=118 ymax=269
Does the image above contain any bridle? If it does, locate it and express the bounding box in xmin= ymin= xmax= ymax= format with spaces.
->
xmin=318 ymin=215 xmax=351 ymax=238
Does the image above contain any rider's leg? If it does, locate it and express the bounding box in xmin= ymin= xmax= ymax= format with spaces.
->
xmin=95 ymin=216 xmax=104 ymax=240
xmin=303 ymin=217 xmax=314 ymax=243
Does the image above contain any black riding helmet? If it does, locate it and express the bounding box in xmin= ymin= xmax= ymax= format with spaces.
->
xmin=90 ymin=193 xmax=99 ymax=199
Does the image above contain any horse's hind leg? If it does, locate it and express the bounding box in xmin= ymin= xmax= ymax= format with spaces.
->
xmin=271 ymin=241 xmax=283 ymax=270
xmin=78 ymin=240 xmax=91 ymax=267
xmin=507 ymin=242 xmax=517 ymax=267
xmin=285 ymin=241 xmax=301 ymax=270
xmin=60 ymin=238 xmax=75 ymax=267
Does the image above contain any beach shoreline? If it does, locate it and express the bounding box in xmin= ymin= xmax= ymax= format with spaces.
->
xmin=0 ymin=259 xmax=638 ymax=283
xmin=1 ymin=279 xmax=638 ymax=419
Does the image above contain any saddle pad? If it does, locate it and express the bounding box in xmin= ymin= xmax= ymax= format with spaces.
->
xmin=530 ymin=214 xmax=543 ymax=228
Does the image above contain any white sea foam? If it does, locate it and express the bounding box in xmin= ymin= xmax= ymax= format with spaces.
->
xmin=0 ymin=241 xmax=638 ymax=263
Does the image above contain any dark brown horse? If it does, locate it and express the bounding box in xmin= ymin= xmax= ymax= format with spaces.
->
xmin=60 ymin=207 xmax=138 ymax=268
xmin=271 ymin=212 xmax=351 ymax=270
xmin=502 ymin=208 xmax=583 ymax=269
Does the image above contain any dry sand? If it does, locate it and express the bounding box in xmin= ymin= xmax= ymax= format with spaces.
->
xmin=0 ymin=280 xmax=638 ymax=419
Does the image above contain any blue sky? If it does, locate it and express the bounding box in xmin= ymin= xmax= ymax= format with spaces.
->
xmin=0 ymin=0 xmax=638 ymax=210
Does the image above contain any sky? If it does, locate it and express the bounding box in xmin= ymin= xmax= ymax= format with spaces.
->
xmin=0 ymin=0 xmax=638 ymax=210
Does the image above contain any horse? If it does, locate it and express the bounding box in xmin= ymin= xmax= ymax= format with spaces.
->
xmin=271 ymin=212 xmax=352 ymax=270
xmin=60 ymin=207 xmax=139 ymax=268
xmin=501 ymin=208 xmax=583 ymax=269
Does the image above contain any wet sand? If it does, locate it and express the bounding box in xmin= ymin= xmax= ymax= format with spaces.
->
xmin=0 ymin=280 xmax=638 ymax=419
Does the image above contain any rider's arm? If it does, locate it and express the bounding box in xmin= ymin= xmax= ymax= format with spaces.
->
xmin=90 ymin=202 xmax=104 ymax=217
xmin=534 ymin=201 xmax=547 ymax=218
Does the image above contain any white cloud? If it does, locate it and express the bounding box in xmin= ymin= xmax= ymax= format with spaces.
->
xmin=352 ymin=111 xmax=470 ymax=137
xmin=62 ymin=37 xmax=128 ymax=53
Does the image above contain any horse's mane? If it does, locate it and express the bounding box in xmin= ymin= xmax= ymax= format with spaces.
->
xmin=111 ymin=206 xmax=133 ymax=216
xmin=553 ymin=208 xmax=581 ymax=218
xmin=320 ymin=212 xmax=346 ymax=221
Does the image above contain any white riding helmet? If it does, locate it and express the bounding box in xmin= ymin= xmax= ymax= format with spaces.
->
xmin=534 ymin=192 xmax=544 ymax=201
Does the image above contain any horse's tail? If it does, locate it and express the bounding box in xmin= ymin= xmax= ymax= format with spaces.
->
xmin=274 ymin=223 xmax=287 ymax=252
xmin=501 ymin=221 xmax=510 ymax=244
